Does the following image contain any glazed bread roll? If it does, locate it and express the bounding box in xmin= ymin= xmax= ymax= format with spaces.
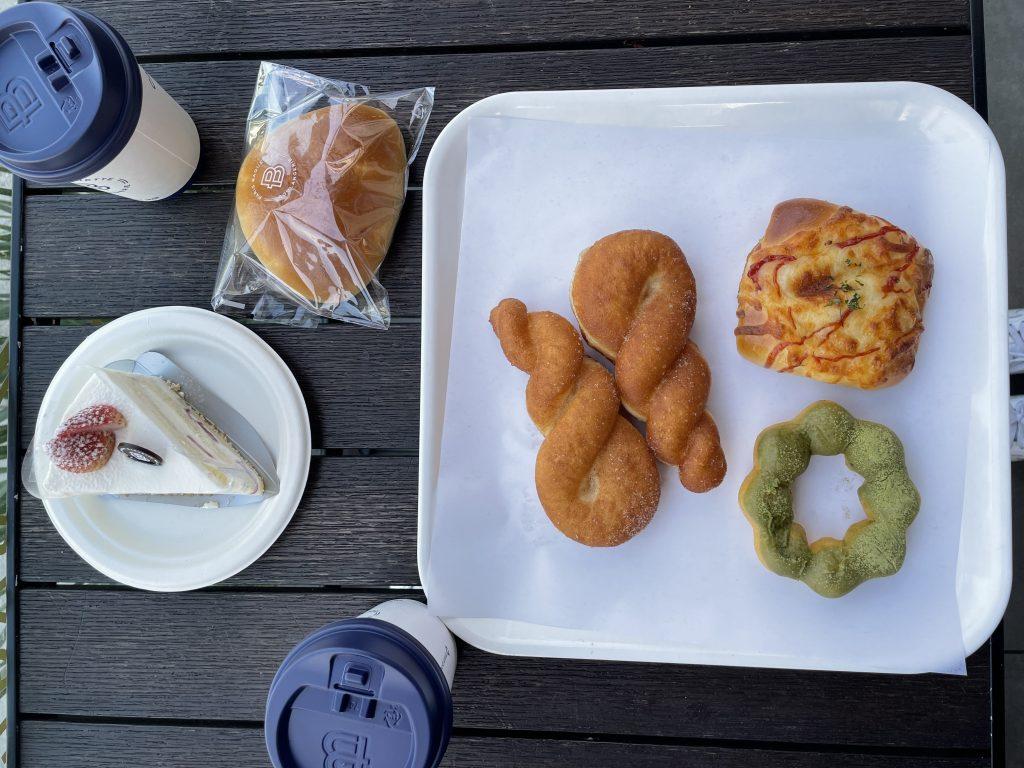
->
xmin=235 ymin=103 xmax=407 ymax=306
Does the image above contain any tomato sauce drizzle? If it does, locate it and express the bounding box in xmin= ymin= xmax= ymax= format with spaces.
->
xmin=816 ymin=309 xmax=852 ymax=344
xmin=882 ymin=273 xmax=911 ymax=294
xmin=812 ymin=346 xmax=880 ymax=363
xmin=748 ymin=306 xmax=851 ymax=366
xmin=747 ymin=254 xmax=795 ymax=290
xmin=894 ymin=242 xmax=920 ymax=273
xmin=765 ymin=341 xmax=793 ymax=368
xmin=892 ymin=325 xmax=923 ymax=348
xmin=834 ymin=225 xmax=902 ymax=249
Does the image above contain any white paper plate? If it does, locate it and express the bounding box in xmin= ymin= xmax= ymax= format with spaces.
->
xmin=419 ymin=83 xmax=1010 ymax=665
xmin=33 ymin=306 xmax=311 ymax=591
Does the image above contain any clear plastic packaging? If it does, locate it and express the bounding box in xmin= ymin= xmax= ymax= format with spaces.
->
xmin=212 ymin=62 xmax=434 ymax=329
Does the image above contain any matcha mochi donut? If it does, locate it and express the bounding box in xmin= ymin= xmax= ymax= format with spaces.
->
xmin=739 ymin=401 xmax=920 ymax=598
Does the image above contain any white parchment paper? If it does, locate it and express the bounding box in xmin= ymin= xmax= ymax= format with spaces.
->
xmin=427 ymin=115 xmax=988 ymax=674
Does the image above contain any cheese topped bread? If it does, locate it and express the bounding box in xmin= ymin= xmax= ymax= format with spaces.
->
xmin=735 ymin=199 xmax=933 ymax=389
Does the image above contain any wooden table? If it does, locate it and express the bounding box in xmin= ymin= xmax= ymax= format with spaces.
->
xmin=8 ymin=1 xmax=1001 ymax=766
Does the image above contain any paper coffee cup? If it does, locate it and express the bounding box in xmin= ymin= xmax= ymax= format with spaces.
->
xmin=0 ymin=2 xmax=199 ymax=201
xmin=265 ymin=600 xmax=455 ymax=768
xmin=358 ymin=599 xmax=457 ymax=688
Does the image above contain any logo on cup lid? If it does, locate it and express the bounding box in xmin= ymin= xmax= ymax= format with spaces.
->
xmin=0 ymin=77 xmax=42 ymax=131
xmin=322 ymin=730 xmax=370 ymax=767
xmin=251 ymin=156 xmax=297 ymax=202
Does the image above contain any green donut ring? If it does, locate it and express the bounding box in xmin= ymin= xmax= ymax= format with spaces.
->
xmin=738 ymin=400 xmax=920 ymax=598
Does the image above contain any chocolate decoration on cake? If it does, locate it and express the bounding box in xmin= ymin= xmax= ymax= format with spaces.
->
xmin=118 ymin=443 xmax=164 ymax=466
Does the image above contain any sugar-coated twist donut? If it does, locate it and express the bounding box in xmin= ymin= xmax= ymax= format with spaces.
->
xmin=570 ymin=230 xmax=726 ymax=493
xmin=490 ymin=298 xmax=661 ymax=547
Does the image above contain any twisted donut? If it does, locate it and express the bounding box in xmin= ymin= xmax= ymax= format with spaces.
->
xmin=570 ymin=230 xmax=726 ymax=493
xmin=490 ymin=298 xmax=661 ymax=547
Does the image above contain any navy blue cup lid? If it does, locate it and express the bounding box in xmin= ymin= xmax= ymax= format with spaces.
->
xmin=266 ymin=618 xmax=453 ymax=768
xmin=0 ymin=1 xmax=142 ymax=183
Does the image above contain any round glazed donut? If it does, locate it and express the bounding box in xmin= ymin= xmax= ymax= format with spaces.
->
xmin=490 ymin=298 xmax=661 ymax=547
xmin=570 ymin=230 xmax=726 ymax=493
xmin=739 ymin=401 xmax=920 ymax=598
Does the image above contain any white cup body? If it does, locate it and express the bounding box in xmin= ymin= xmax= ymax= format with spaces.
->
xmin=74 ymin=66 xmax=199 ymax=201
xmin=360 ymin=599 xmax=457 ymax=689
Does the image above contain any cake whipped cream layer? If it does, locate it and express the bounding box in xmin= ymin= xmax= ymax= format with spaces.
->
xmin=40 ymin=368 xmax=264 ymax=497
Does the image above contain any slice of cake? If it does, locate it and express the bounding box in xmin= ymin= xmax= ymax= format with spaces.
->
xmin=39 ymin=368 xmax=264 ymax=498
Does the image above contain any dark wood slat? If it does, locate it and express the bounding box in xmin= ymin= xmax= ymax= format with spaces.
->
xmin=20 ymin=323 xmax=420 ymax=450
xmin=61 ymin=0 xmax=969 ymax=59
xmin=27 ymin=36 xmax=973 ymax=192
xmin=19 ymin=722 xmax=989 ymax=768
xmin=22 ymin=192 xmax=422 ymax=319
xmin=19 ymin=456 xmax=420 ymax=587
xmin=1005 ymin=461 xmax=1023 ymax=651
xmin=18 ymin=590 xmax=991 ymax=749
xmin=1008 ymin=654 xmax=1024 ymax=764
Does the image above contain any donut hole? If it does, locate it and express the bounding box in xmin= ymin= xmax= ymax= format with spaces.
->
xmin=791 ymin=454 xmax=867 ymax=543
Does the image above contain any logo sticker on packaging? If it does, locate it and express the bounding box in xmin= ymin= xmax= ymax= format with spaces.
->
xmin=260 ymin=164 xmax=286 ymax=189
xmin=251 ymin=156 xmax=297 ymax=202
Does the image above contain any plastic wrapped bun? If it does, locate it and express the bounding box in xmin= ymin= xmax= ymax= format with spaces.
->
xmin=236 ymin=103 xmax=406 ymax=306
xmin=213 ymin=63 xmax=434 ymax=329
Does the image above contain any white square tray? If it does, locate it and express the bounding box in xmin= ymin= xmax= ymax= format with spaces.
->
xmin=418 ymin=83 xmax=1010 ymax=666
